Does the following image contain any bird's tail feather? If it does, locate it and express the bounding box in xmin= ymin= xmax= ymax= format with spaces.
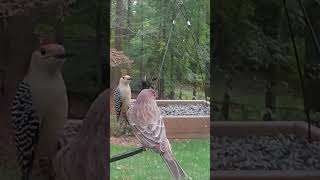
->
xmin=161 ymin=152 xmax=188 ymax=180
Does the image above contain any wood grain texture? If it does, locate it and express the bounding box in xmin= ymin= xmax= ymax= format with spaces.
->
xmin=164 ymin=116 xmax=210 ymax=139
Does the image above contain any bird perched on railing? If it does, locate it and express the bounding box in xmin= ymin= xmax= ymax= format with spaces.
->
xmin=114 ymin=75 xmax=132 ymax=121
xmin=11 ymin=42 xmax=73 ymax=180
xmin=127 ymin=88 xmax=188 ymax=180
xmin=114 ymin=75 xmax=132 ymax=135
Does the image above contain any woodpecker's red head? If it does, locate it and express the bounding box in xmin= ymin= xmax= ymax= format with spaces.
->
xmin=30 ymin=40 xmax=74 ymax=74
xmin=119 ymin=75 xmax=132 ymax=85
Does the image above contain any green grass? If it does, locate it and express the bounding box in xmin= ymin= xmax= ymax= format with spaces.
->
xmin=111 ymin=139 xmax=210 ymax=180
xmin=174 ymin=84 xmax=207 ymax=100
xmin=211 ymin=79 xmax=308 ymax=121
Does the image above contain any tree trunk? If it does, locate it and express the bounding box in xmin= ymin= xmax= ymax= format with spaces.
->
xmin=192 ymin=1 xmax=201 ymax=101
xmin=263 ymin=81 xmax=275 ymax=121
xmin=221 ymin=74 xmax=232 ymax=120
xmin=140 ymin=0 xmax=144 ymax=83
xmin=169 ymin=52 xmax=175 ymax=100
xmin=304 ymin=0 xmax=320 ymax=65
xmin=265 ymin=63 xmax=277 ymax=114
xmin=126 ymin=0 xmax=132 ymax=46
xmin=221 ymin=91 xmax=230 ymax=120
xmin=192 ymin=85 xmax=197 ymax=100
xmin=162 ymin=0 xmax=167 ymax=40
xmin=262 ymin=2 xmax=283 ymax=117
xmin=115 ymin=0 xmax=124 ymax=50
xmin=169 ymin=7 xmax=176 ymax=100
xmin=304 ymin=0 xmax=320 ymax=112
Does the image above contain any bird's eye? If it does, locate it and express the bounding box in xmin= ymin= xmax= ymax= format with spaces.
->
xmin=122 ymin=77 xmax=125 ymax=79
xmin=40 ymin=48 xmax=46 ymax=55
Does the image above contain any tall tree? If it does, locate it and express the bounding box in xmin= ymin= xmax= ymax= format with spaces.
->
xmin=110 ymin=0 xmax=209 ymax=99
xmin=254 ymin=1 xmax=283 ymax=118
xmin=304 ymin=0 xmax=320 ymax=113
xmin=126 ymin=0 xmax=132 ymax=45
xmin=115 ymin=0 xmax=124 ymax=50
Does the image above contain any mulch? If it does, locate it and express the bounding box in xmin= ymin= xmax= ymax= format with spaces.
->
xmin=110 ymin=136 xmax=140 ymax=147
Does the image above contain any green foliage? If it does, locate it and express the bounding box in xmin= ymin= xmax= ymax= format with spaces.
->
xmin=110 ymin=113 xmax=133 ymax=137
xmin=111 ymin=0 xmax=209 ymax=97
xmin=64 ymin=24 xmax=96 ymax=39
xmin=214 ymin=0 xmax=305 ymax=74
xmin=33 ymin=0 xmax=104 ymax=40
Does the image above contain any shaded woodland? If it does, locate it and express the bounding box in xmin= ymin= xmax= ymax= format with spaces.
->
xmin=212 ymin=0 xmax=320 ymax=122
xmin=110 ymin=0 xmax=210 ymax=100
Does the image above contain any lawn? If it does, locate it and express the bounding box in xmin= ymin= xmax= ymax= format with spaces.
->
xmin=211 ymin=75 xmax=309 ymax=121
xmin=110 ymin=139 xmax=210 ymax=180
xmin=174 ymin=84 xmax=207 ymax=100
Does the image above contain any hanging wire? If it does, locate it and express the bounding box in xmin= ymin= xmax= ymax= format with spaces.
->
xmin=295 ymin=0 xmax=320 ymax=141
xmin=155 ymin=9 xmax=181 ymax=90
xmin=297 ymin=0 xmax=320 ymax=56
xmin=174 ymin=0 xmax=209 ymax=105
xmin=156 ymin=23 xmax=174 ymax=84
xmin=283 ymin=0 xmax=311 ymax=141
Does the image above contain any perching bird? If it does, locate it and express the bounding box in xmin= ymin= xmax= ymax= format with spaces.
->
xmin=114 ymin=75 xmax=132 ymax=121
xmin=127 ymin=89 xmax=188 ymax=180
xmin=11 ymin=42 xmax=73 ymax=180
xmin=53 ymin=89 xmax=109 ymax=180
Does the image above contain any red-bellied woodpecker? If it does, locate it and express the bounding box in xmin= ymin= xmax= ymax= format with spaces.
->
xmin=127 ymin=89 xmax=188 ymax=180
xmin=11 ymin=43 xmax=73 ymax=180
xmin=114 ymin=75 xmax=132 ymax=121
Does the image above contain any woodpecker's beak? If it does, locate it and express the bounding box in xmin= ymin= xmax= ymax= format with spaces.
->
xmin=127 ymin=77 xmax=132 ymax=80
xmin=55 ymin=53 xmax=75 ymax=59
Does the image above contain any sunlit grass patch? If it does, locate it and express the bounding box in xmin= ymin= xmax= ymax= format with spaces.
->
xmin=111 ymin=139 xmax=210 ymax=180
